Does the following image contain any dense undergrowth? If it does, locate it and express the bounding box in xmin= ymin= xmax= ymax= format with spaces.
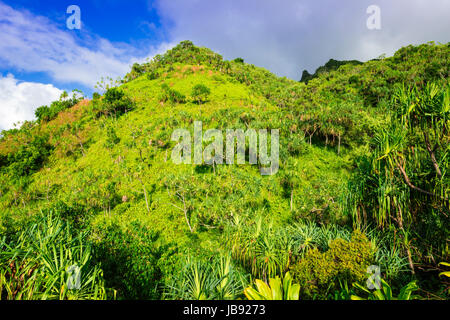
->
xmin=0 ymin=41 xmax=448 ymax=300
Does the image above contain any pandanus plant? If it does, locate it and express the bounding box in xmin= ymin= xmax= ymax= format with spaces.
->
xmin=0 ymin=213 xmax=107 ymax=300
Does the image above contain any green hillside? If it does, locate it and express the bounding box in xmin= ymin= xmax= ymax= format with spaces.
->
xmin=0 ymin=41 xmax=448 ymax=300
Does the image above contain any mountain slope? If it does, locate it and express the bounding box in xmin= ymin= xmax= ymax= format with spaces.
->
xmin=0 ymin=41 xmax=448 ymax=300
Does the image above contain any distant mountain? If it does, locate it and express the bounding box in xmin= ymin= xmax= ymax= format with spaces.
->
xmin=300 ymin=58 xmax=363 ymax=83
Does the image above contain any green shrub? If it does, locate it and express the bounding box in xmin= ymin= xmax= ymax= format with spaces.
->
xmin=35 ymin=105 xmax=53 ymax=122
xmin=48 ymin=201 xmax=88 ymax=228
xmin=6 ymin=135 xmax=53 ymax=177
xmin=95 ymin=87 xmax=134 ymax=118
xmin=191 ymin=84 xmax=211 ymax=104
xmin=105 ymin=126 xmax=120 ymax=149
xmin=35 ymin=91 xmax=82 ymax=123
xmin=290 ymin=230 xmax=375 ymax=298
xmin=0 ymin=154 xmax=7 ymax=170
xmin=159 ymin=84 xmax=186 ymax=104
xmin=92 ymin=221 xmax=177 ymax=299
xmin=147 ymin=71 xmax=159 ymax=80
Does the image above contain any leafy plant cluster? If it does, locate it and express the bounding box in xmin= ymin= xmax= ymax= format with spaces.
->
xmin=342 ymin=82 xmax=449 ymax=267
xmin=158 ymin=83 xmax=211 ymax=105
xmin=191 ymin=84 xmax=211 ymax=104
xmin=290 ymin=230 xmax=374 ymax=298
xmin=91 ymin=221 xmax=177 ymax=300
xmin=35 ymin=91 xmax=83 ymax=123
xmin=0 ymin=212 xmax=107 ymax=300
xmin=93 ymin=87 xmax=134 ymax=118
xmin=244 ymin=271 xmax=300 ymax=300
xmin=2 ymin=134 xmax=53 ymax=178
xmin=159 ymin=83 xmax=186 ymax=104
xmin=164 ymin=255 xmax=247 ymax=300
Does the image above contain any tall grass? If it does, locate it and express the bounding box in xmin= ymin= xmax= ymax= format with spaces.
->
xmin=164 ymin=255 xmax=248 ymax=300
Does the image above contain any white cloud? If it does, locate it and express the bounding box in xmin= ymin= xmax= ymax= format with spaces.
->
xmin=0 ymin=0 xmax=448 ymax=132
xmin=0 ymin=74 xmax=62 ymax=131
xmin=0 ymin=2 xmax=177 ymax=131
xmin=0 ymin=2 xmax=174 ymax=88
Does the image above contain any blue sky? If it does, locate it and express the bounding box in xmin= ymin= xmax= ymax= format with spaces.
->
xmin=6 ymin=0 xmax=164 ymax=42
xmin=0 ymin=0 xmax=449 ymax=131
xmin=1 ymin=0 xmax=168 ymax=94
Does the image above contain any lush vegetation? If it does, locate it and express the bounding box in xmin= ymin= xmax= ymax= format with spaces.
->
xmin=35 ymin=90 xmax=83 ymax=123
xmin=0 ymin=41 xmax=448 ymax=300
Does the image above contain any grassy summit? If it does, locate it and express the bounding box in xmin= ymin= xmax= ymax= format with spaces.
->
xmin=0 ymin=41 xmax=448 ymax=300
